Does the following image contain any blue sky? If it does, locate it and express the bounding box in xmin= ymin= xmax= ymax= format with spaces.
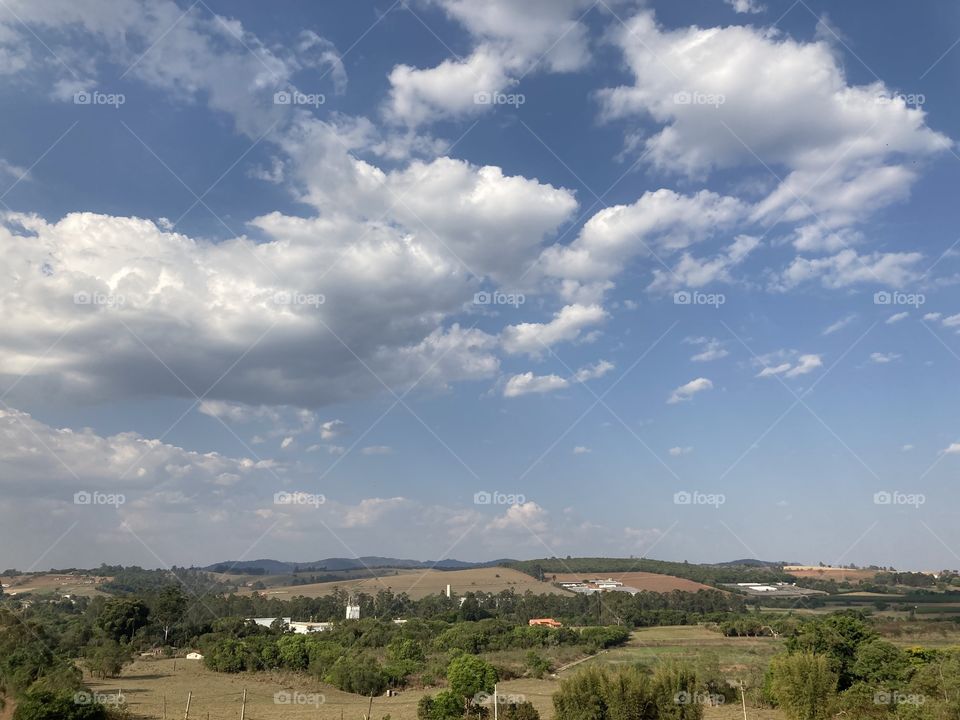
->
xmin=1 ymin=0 xmax=959 ymax=571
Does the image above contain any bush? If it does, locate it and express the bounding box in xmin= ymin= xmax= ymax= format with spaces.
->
xmin=578 ymin=626 xmax=630 ymax=651
xmin=447 ymin=654 xmax=497 ymax=705
xmin=651 ymin=661 xmax=702 ymax=719
xmin=500 ymin=700 xmax=541 ymax=720
xmin=13 ymin=691 xmax=108 ymax=720
xmin=553 ymin=665 xmax=653 ymax=720
xmin=203 ymin=638 xmax=246 ymax=673
xmin=768 ymin=653 xmax=837 ymax=720
xmin=417 ymin=690 xmax=463 ymax=720
xmin=325 ymin=653 xmax=389 ymax=696
xmin=525 ymin=651 xmax=551 ymax=679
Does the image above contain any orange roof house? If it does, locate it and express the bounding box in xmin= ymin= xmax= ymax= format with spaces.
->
xmin=528 ymin=618 xmax=562 ymax=628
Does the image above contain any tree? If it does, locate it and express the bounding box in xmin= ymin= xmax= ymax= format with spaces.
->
xmin=152 ymin=586 xmax=187 ymax=644
xmin=417 ymin=690 xmax=463 ymax=720
xmin=446 ymin=654 xmax=497 ymax=715
xmin=501 ymin=700 xmax=541 ymax=720
xmin=768 ymin=653 xmax=837 ymax=720
xmin=83 ymin=639 xmax=131 ymax=679
xmin=204 ymin=638 xmax=247 ymax=673
xmin=458 ymin=595 xmax=487 ymax=622
xmin=525 ymin=651 xmax=550 ymax=679
xmin=277 ymin=635 xmax=310 ymax=671
xmin=13 ymin=691 xmax=108 ymax=720
xmin=851 ymin=640 xmax=911 ymax=686
xmin=651 ymin=661 xmax=702 ymax=719
xmin=553 ymin=666 xmax=608 ymax=720
xmin=385 ymin=638 xmax=425 ymax=685
xmin=95 ymin=598 xmax=149 ymax=643
xmin=785 ymin=615 xmax=873 ymax=689
xmin=553 ymin=665 xmax=658 ymax=720
xmin=325 ymin=653 xmax=389 ymax=696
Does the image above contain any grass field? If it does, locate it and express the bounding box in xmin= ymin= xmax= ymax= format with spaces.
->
xmin=2 ymin=573 xmax=110 ymax=598
xmin=87 ymin=628 xmax=792 ymax=719
xmin=782 ymin=565 xmax=877 ymax=582
xmin=565 ymin=626 xmax=783 ymax=680
xmin=552 ymin=572 xmax=716 ymax=593
xmin=243 ymin=567 xmax=571 ymax=600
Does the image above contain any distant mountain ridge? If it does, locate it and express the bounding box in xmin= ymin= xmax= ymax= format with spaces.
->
xmin=711 ymin=559 xmax=795 ymax=568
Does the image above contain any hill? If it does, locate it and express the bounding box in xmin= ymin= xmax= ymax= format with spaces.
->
xmin=241 ymin=567 xmax=572 ymax=600
xmin=505 ymin=557 xmax=797 ymax=586
xmin=204 ymin=557 xmax=506 ymax=574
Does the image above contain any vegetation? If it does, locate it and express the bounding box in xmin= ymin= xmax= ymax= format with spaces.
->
xmin=505 ymin=557 xmax=797 ymax=586
xmin=553 ymin=662 xmax=702 ymax=720
xmin=5 ymin=561 xmax=960 ymax=718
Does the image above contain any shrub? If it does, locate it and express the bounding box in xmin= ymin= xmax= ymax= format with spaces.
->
xmin=325 ymin=653 xmax=389 ymax=696
xmin=13 ymin=691 xmax=108 ymax=720
xmin=768 ymin=652 xmax=837 ymax=720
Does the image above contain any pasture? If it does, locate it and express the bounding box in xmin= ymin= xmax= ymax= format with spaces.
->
xmin=241 ymin=567 xmax=571 ymax=600
xmin=782 ymin=565 xmax=877 ymax=582
xmin=1 ymin=573 xmax=110 ymax=598
xmin=87 ymin=627 xmax=791 ymax=719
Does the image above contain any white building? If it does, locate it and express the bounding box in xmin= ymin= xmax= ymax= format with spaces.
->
xmin=290 ymin=621 xmax=334 ymax=634
xmin=186 ymin=652 xmax=203 ymax=660
xmin=249 ymin=617 xmax=292 ymax=629
xmin=346 ymin=603 xmax=360 ymax=620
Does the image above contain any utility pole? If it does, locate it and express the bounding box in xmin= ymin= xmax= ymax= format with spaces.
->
xmin=494 ymin=683 xmax=498 ymax=720
xmin=240 ymin=688 xmax=246 ymax=720
xmin=183 ymin=691 xmax=192 ymax=720
xmin=162 ymin=695 xmax=166 ymax=720
xmin=740 ymin=681 xmax=748 ymax=720
xmin=365 ymin=694 xmax=374 ymax=720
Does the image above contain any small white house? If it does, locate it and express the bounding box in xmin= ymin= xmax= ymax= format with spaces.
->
xmin=186 ymin=651 xmax=203 ymax=660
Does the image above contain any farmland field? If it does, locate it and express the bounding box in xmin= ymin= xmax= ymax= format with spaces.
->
xmin=1 ymin=573 xmax=110 ymax=598
xmin=243 ymin=567 xmax=572 ymax=599
xmin=552 ymin=571 xmax=717 ymax=593
xmin=782 ymin=565 xmax=877 ymax=582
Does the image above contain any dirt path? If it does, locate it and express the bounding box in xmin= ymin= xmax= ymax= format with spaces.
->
xmin=553 ymin=649 xmax=606 ymax=675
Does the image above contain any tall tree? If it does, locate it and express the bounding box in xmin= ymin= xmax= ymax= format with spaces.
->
xmin=769 ymin=652 xmax=837 ymax=720
xmin=152 ymin=586 xmax=187 ymax=644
